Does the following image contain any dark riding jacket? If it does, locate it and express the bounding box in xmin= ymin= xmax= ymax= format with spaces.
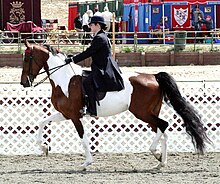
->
xmin=72 ymin=29 xmax=124 ymax=92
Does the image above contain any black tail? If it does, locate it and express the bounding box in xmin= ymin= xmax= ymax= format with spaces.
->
xmin=155 ymin=72 xmax=211 ymax=154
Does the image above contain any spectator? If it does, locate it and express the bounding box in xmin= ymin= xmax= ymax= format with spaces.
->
xmin=193 ymin=5 xmax=204 ymax=31
xmin=102 ymin=6 xmax=113 ymax=32
xmin=74 ymin=12 xmax=82 ymax=32
xmin=94 ymin=7 xmax=102 ymax=16
xmin=158 ymin=17 xmax=169 ymax=30
xmin=193 ymin=5 xmax=204 ymax=43
xmin=82 ymin=10 xmax=93 ymax=44
xmin=82 ymin=10 xmax=93 ymax=32
xmin=199 ymin=15 xmax=213 ymax=37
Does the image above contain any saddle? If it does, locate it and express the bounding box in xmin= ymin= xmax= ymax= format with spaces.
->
xmin=82 ymin=70 xmax=106 ymax=106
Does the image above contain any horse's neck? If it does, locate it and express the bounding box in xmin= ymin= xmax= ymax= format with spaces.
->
xmin=46 ymin=53 xmax=82 ymax=97
xmin=47 ymin=53 xmax=82 ymax=73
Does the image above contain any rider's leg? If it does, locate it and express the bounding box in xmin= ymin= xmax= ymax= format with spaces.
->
xmin=83 ymin=75 xmax=97 ymax=116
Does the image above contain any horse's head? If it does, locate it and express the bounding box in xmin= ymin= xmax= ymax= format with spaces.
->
xmin=20 ymin=40 xmax=49 ymax=87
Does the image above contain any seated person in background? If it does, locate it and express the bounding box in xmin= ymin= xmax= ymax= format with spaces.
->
xmin=199 ymin=15 xmax=213 ymax=37
xmin=159 ymin=18 xmax=169 ymax=30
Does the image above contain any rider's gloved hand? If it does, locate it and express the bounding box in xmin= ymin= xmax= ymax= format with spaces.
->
xmin=65 ymin=57 xmax=73 ymax=64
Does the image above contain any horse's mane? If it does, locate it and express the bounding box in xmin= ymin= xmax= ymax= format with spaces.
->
xmin=43 ymin=44 xmax=65 ymax=56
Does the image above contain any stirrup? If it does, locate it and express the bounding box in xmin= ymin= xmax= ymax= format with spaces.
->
xmin=79 ymin=107 xmax=87 ymax=115
xmin=82 ymin=109 xmax=99 ymax=119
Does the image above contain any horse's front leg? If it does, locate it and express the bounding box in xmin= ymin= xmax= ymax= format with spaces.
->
xmin=149 ymin=128 xmax=168 ymax=169
xmin=73 ymin=119 xmax=93 ymax=170
xmin=37 ymin=112 xmax=66 ymax=155
xmin=81 ymin=134 xmax=93 ymax=168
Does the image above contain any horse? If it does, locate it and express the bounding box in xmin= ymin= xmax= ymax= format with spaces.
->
xmin=20 ymin=40 xmax=210 ymax=170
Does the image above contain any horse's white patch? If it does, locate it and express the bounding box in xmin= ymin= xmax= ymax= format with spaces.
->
xmin=46 ymin=53 xmax=82 ymax=97
xmin=97 ymin=72 xmax=138 ymax=117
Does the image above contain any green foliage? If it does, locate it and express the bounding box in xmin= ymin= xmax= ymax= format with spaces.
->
xmin=211 ymin=46 xmax=220 ymax=52
xmin=121 ymin=46 xmax=133 ymax=53
xmin=137 ymin=46 xmax=145 ymax=52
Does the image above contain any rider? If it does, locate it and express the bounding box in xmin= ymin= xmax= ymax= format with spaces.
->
xmin=65 ymin=16 xmax=124 ymax=117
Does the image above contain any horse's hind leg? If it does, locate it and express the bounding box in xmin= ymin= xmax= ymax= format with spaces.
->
xmin=37 ymin=112 xmax=66 ymax=155
xmin=150 ymin=128 xmax=168 ymax=169
xmin=149 ymin=117 xmax=168 ymax=169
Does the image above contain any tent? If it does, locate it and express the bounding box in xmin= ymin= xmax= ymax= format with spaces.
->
xmin=123 ymin=0 xmax=220 ymax=32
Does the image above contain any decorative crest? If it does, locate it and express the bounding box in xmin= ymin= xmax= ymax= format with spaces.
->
xmin=9 ymin=1 xmax=25 ymax=24
xmin=10 ymin=1 xmax=24 ymax=8
xmin=174 ymin=8 xmax=188 ymax=26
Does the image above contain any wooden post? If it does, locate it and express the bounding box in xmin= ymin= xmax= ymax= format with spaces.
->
xmin=112 ymin=12 xmax=116 ymax=60
xmin=170 ymin=51 xmax=174 ymax=65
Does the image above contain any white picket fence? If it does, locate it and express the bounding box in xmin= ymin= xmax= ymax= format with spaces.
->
xmin=0 ymin=81 xmax=219 ymax=155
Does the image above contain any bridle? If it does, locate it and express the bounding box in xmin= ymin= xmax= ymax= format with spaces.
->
xmin=24 ymin=47 xmax=68 ymax=87
xmin=25 ymin=48 xmax=36 ymax=86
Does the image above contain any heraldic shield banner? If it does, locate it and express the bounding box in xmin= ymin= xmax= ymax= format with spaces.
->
xmin=172 ymin=5 xmax=190 ymax=29
xmin=0 ymin=0 xmax=41 ymax=30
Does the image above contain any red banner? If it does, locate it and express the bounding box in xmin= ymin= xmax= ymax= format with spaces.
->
xmin=172 ymin=5 xmax=190 ymax=29
xmin=68 ymin=3 xmax=78 ymax=30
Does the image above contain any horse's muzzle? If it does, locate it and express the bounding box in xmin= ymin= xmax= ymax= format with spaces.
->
xmin=20 ymin=80 xmax=31 ymax=88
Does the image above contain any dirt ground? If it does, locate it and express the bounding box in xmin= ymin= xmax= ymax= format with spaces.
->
xmin=0 ymin=152 xmax=219 ymax=184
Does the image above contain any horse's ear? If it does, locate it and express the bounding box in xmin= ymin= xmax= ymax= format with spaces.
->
xmin=24 ymin=39 xmax=31 ymax=48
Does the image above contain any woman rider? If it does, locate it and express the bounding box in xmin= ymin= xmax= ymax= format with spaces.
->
xmin=65 ymin=16 xmax=124 ymax=117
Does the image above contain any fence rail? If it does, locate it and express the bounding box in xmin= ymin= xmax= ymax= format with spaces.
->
xmin=0 ymin=81 xmax=219 ymax=155
xmin=0 ymin=30 xmax=220 ymax=53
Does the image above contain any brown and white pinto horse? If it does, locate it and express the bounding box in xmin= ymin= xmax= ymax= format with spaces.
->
xmin=20 ymin=40 xmax=210 ymax=170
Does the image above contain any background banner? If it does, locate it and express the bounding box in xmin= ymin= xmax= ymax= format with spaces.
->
xmin=0 ymin=0 xmax=41 ymax=30
xmin=172 ymin=5 xmax=190 ymax=28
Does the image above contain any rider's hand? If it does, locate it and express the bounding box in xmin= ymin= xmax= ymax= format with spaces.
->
xmin=65 ymin=57 xmax=73 ymax=64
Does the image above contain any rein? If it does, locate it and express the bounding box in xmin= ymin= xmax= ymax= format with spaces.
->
xmin=33 ymin=63 xmax=68 ymax=87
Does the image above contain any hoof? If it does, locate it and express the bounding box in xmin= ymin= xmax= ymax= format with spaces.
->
xmin=152 ymin=152 xmax=162 ymax=162
xmin=156 ymin=155 xmax=162 ymax=162
xmin=152 ymin=162 xmax=166 ymax=170
xmin=80 ymin=161 xmax=92 ymax=170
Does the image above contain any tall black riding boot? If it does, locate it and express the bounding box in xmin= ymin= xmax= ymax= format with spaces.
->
xmin=87 ymin=95 xmax=97 ymax=116
xmin=83 ymin=75 xmax=97 ymax=116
